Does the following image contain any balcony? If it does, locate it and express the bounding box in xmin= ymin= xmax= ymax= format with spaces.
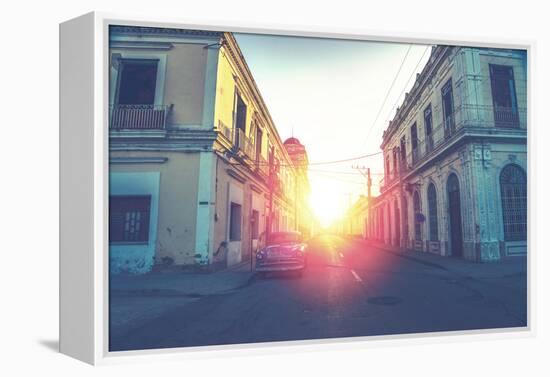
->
xmin=425 ymin=134 xmax=434 ymax=154
xmin=494 ymin=106 xmax=520 ymax=128
xmin=256 ymin=154 xmax=269 ymax=178
xmin=411 ymin=147 xmax=420 ymax=166
xmin=443 ymin=114 xmax=456 ymax=139
xmin=110 ymin=104 xmax=169 ymax=130
xmin=379 ymin=103 xmax=526 ymax=194
xmin=217 ymin=120 xmax=234 ymax=143
xmin=236 ymin=129 xmax=255 ymax=159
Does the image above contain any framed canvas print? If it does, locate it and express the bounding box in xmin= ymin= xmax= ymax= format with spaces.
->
xmin=60 ymin=11 xmax=532 ymax=365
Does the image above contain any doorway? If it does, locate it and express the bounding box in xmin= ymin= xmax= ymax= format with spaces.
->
xmin=394 ymin=200 xmax=400 ymax=247
xmin=447 ymin=174 xmax=463 ymax=257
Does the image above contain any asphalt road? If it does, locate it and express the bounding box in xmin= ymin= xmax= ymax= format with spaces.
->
xmin=110 ymin=234 xmax=527 ymax=352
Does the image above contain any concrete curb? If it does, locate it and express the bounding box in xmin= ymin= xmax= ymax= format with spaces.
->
xmin=110 ymin=270 xmax=257 ymax=298
xmin=225 ymin=258 xmax=253 ymax=272
xmin=379 ymin=247 xmax=449 ymax=271
xmin=353 ymin=239 xmax=450 ymax=271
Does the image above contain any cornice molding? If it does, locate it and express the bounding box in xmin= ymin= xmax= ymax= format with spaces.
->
xmin=110 ymin=40 xmax=174 ymax=50
xmin=109 ymin=25 xmax=223 ymax=39
xmin=109 ymin=157 xmax=168 ymax=164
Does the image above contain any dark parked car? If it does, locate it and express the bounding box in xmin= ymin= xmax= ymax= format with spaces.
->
xmin=255 ymin=231 xmax=307 ymax=276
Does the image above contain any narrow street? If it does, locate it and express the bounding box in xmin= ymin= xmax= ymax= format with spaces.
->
xmin=110 ymin=235 xmax=527 ymax=351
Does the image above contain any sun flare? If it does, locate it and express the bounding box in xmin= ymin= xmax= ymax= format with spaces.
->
xmin=308 ymin=182 xmax=348 ymax=228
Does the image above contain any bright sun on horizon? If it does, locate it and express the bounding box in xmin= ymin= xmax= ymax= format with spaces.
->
xmin=308 ymin=178 xmax=349 ymax=228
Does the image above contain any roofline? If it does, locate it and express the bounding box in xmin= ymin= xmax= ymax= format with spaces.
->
xmin=221 ymin=32 xmax=296 ymax=168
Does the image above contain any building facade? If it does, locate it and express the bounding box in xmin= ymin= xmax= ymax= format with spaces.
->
xmin=283 ymin=137 xmax=318 ymax=238
xmin=368 ymin=46 xmax=527 ymax=262
xmin=347 ymin=195 xmax=370 ymax=238
xmin=108 ymin=26 xmax=309 ymax=273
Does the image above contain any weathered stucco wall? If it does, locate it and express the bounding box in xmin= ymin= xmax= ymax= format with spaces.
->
xmin=110 ymin=151 xmax=201 ymax=267
xmin=164 ymin=44 xmax=208 ymax=126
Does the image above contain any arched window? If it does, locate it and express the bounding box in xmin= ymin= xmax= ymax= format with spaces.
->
xmin=500 ymin=164 xmax=527 ymax=241
xmin=413 ymin=191 xmax=422 ymax=240
xmin=427 ymin=183 xmax=438 ymax=241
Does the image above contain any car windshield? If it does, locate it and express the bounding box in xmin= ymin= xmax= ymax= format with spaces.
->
xmin=267 ymin=232 xmax=302 ymax=245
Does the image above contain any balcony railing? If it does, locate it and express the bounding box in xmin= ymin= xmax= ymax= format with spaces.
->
xmin=217 ymin=120 xmax=234 ymax=143
xmin=379 ymin=104 xmax=525 ymax=192
xmin=110 ymin=104 xmax=169 ymax=130
xmin=235 ymin=129 xmax=255 ymax=159
xmin=257 ymin=155 xmax=269 ymax=177
xmin=425 ymin=134 xmax=434 ymax=154
xmin=443 ymin=114 xmax=456 ymax=139
xmin=494 ymin=106 xmax=520 ymax=128
xmin=411 ymin=147 xmax=420 ymax=166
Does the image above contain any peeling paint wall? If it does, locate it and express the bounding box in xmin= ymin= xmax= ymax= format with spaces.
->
xmin=109 ymin=151 xmax=201 ymax=269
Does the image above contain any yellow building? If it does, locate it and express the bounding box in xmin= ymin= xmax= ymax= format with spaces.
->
xmin=108 ymin=26 xmax=309 ymax=273
xmin=345 ymin=195 xmax=370 ymax=238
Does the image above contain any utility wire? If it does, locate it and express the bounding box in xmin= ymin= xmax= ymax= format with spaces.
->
xmin=382 ymin=45 xmax=431 ymax=129
xmin=308 ymin=168 xmax=384 ymax=176
xmin=225 ymin=150 xmax=382 ymax=168
xmin=359 ymin=44 xmax=413 ymax=150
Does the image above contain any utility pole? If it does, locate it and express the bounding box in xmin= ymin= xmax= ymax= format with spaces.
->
xmin=352 ymin=165 xmax=373 ymax=240
xmin=294 ymin=176 xmax=298 ymax=231
xmin=352 ymin=165 xmax=372 ymax=199
xmin=266 ymin=146 xmax=274 ymax=245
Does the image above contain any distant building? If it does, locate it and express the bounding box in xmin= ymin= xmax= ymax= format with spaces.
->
xmin=108 ymin=26 xmax=309 ymax=273
xmin=283 ymin=137 xmax=317 ymax=238
xmin=368 ymin=46 xmax=527 ymax=262
xmin=346 ymin=195 xmax=369 ymax=238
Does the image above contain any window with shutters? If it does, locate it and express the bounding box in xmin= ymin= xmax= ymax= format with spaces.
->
xmin=400 ymin=136 xmax=407 ymax=162
xmin=234 ymin=91 xmax=247 ymax=132
xmin=441 ymin=79 xmax=455 ymax=137
xmin=411 ymin=123 xmax=419 ymax=164
xmin=109 ymin=195 xmax=151 ymax=243
xmin=490 ymin=64 xmax=519 ymax=128
xmin=424 ymin=105 xmax=434 ymax=152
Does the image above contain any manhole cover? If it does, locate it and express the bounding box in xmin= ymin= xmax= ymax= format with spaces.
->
xmin=367 ymin=296 xmax=402 ymax=306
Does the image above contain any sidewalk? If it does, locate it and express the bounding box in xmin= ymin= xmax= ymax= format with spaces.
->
xmin=355 ymin=238 xmax=527 ymax=279
xmin=110 ymin=259 xmax=256 ymax=298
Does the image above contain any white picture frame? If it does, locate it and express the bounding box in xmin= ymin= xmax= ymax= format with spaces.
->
xmin=59 ymin=11 xmax=535 ymax=365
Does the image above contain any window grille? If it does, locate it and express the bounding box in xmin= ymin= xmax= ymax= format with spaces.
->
xmin=500 ymin=165 xmax=527 ymax=241
xmin=109 ymin=195 xmax=151 ymax=243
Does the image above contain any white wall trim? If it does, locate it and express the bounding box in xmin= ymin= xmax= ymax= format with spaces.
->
xmin=194 ymin=152 xmax=216 ymax=263
xmin=201 ymin=45 xmax=221 ymax=129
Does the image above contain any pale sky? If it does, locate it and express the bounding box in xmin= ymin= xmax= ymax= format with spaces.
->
xmin=234 ymin=33 xmax=432 ymax=226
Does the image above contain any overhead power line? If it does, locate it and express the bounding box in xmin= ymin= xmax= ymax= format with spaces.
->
xmin=306 ymin=151 xmax=383 ymax=166
xmin=226 ymin=150 xmax=382 ymax=168
xmin=308 ymin=168 xmax=384 ymax=176
xmin=382 ymin=45 xmax=431 ymax=127
xmin=360 ymin=44 xmax=413 ymax=150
